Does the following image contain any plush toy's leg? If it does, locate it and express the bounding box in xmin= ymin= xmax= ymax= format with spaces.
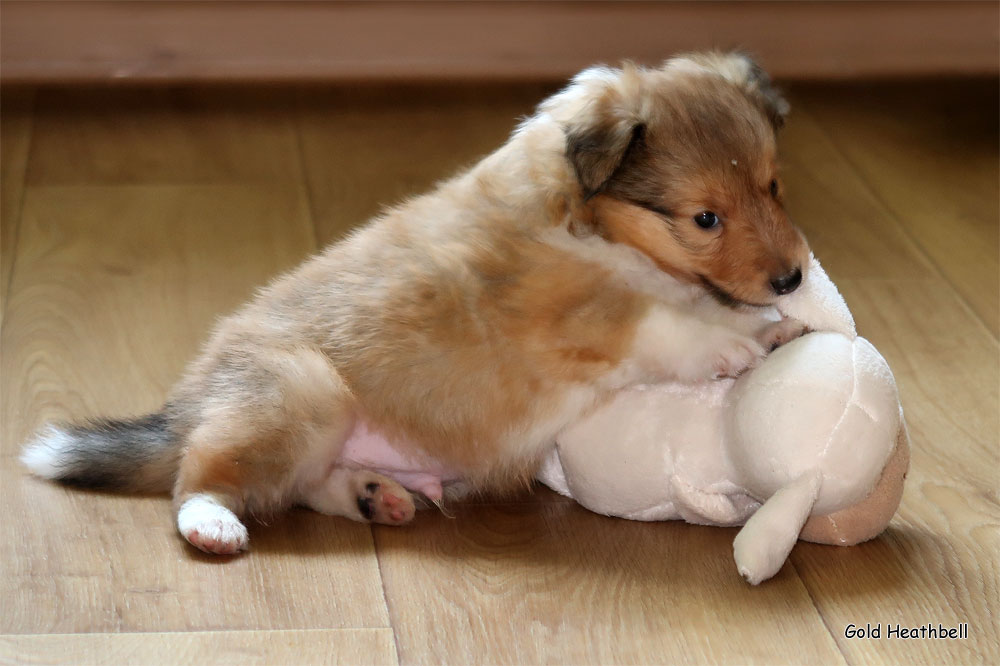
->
xmin=733 ymin=471 xmax=821 ymax=584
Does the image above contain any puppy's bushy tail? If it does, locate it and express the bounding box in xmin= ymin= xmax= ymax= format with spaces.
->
xmin=20 ymin=412 xmax=180 ymax=493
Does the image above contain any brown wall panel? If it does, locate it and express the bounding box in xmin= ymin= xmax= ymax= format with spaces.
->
xmin=2 ymin=1 xmax=997 ymax=83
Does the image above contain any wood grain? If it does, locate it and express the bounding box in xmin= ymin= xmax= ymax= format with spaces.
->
xmin=778 ymin=82 xmax=999 ymax=665
xmin=790 ymin=279 xmax=999 ymax=664
xmin=26 ymin=88 xmax=305 ymax=186
xmin=0 ymin=184 xmax=393 ymax=634
xmin=0 ymin=80 xmax=996 ymax=664
xmin=0 ymin=89 xmax=34 ymax=323
xmin=794 ymin=82 xmax=1000 ymax=335
xmin=375 ymin=502 xmax=846 ymax=665
xmin=296 ymin=84 xmax=553 ymax=246
xmin=0 ymin=629 xmax=398 ymax=666
xmin=779 ymin=98 xmax=935 ymax=282
xmin=779 ymin=86 xmax=998 ymax=490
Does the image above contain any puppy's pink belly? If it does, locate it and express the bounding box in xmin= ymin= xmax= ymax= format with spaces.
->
xmin=338 ymin=418 xmax=456 ymax=501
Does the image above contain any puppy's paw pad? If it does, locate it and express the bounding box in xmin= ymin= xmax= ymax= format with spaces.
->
xmin=357 ymin=479 xmax=415 ymax=526
xmin=757 ymin=318 xmax=808 ymax=352
xmin=177 ymin=496 xmax=249 ymax=555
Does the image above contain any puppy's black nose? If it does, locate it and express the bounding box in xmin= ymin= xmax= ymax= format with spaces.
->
xmin=771 ymin=267 xmax=802 ymax=295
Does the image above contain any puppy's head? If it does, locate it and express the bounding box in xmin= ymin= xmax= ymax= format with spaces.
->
xmin=559 ymin=52 xmax=809 ymax=306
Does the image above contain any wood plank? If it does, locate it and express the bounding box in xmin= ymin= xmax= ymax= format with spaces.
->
xmin=788 ymin=279 xmax=999 ymax=665
xmin=778 ymin=87 xmax=998 ymax=489
xmin=0 ymin=629 xmax=398 ymax=666
xmin=0 ymin=184 xmax=389 ymax=633
xmin=776 ymin=82 xmax=999 ymax=663
xmin=0 ymin=89 xmax=34 ymax=323
xmin=26 ymin=88 xmax=304 ymax=186
xmin=793 ymin=82 xmax=999 ymax=335
xmin=779 ymin=101 xmax=935 ymax=281
xmin=296 ymin=84 xmax=552 ymax=246
xmin=375 ymin=502 xmax=845 ymax=665
xmin=2 ymin=1 xmax=997 ymax=84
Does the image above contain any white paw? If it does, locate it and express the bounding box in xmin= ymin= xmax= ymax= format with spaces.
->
xmin=177 ymin=495 xmax=249 ymax=555
xmin=756 ymin=318 xmax=808 ymax=352
xmin=687 ymin=330 xmax=765 ymax=380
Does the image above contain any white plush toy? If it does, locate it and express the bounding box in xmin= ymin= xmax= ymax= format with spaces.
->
xmin=538 ymin=256 xmax=909 ymax=584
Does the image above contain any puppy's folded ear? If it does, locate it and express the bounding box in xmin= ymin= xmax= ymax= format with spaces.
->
xmin=561 ymin=66 xmax=646 ymax=198
xmin=567 ymin=119 xmax=645 ymax=199
xmin=671 ymin=51 xmax=790 ymax=129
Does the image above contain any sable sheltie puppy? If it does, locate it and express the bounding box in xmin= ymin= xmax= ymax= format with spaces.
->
xmin=22 ymin=52 xmax=810 ymax=555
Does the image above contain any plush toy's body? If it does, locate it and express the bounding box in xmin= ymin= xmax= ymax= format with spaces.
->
xmin=538 ymin=257 xmax=909 ymax=584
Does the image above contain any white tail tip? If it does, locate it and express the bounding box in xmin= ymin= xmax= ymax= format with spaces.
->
xmin=20 ymin=426 xmax=74 ymax=479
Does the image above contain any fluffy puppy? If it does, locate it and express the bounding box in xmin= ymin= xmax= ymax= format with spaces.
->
xmin=22 ymin=52 xmax=809 ymax=555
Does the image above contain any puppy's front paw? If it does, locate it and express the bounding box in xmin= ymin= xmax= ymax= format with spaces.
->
xmin=709 ymin=332 xmax=767 ymax=379
xmin=756 ymin=318 xmax=808 ymax=352
xmin=674 ymin=328 xmax=765 ymax=381
xmin=355 ymin=475 xmax=416 ymax=526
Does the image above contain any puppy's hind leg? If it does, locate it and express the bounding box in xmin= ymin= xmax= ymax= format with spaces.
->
xmin=176 ymin=492 xmax=249 ymax=555
xmin=173 ymin=346 xmax=356 ymax=555
xmin=173 ymin=415 xmax=278 ymax=555
xmin=302 ymin=467 xmax=416 ymax=526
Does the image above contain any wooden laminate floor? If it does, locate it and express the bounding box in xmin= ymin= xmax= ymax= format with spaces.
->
xmin=1 ymin=79 xmax=997 ymax=665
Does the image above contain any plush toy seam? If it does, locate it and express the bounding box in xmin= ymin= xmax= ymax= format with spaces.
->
xmin=819 ymin=340 xmax=860 ymax=461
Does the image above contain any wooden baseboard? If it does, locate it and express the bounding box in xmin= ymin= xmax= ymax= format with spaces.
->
xmin=2 ymin=1 xmax=997 ymax=84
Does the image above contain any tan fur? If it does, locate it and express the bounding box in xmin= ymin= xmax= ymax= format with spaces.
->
xmin=590 ymin=69 xmax=808 ymax=305
xmin=166 ymin=53 xmax=809 ymax=519
xmin=25 ymin=52 xmax=812 ymax=553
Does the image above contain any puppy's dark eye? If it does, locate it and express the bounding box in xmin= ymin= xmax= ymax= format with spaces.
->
xmin=694 ymin=211 xmax=719 ymax=229
xmin=770 ymin=179 xmax=779 ymax=198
